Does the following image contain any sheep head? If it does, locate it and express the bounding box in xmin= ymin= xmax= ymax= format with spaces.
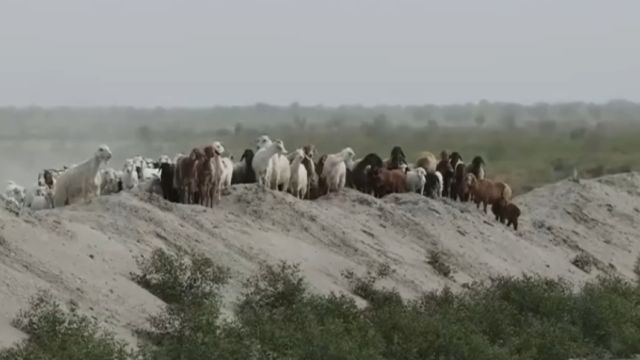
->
xmin=212 ymin=141 xmax=225 ymax=156
xmin=440 ymin=150 xmax=449 ymax=161
xmin=465 ymin=173 xmax=477 ymax=188
xmin=255 ymin=135 xmax=272 ymax=150
xmin=416 ymin=167 xmax=427 ymax=178
xmin=341 ymin=147 xmax=355 ymax=161
xmin=303 ymin=144 xmax=316 ymax=159
xmin=273 ymin=140 xmax=287 ymax=154
xmin=240 ymin=149 xmax=254 ymax=162
xmin=449 ymin=152 xmax=462 ymax=166
xmin=96 ymin=145 xmax=112 ymax=162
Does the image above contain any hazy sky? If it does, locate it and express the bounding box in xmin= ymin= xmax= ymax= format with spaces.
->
xmin=1 ymin=0 xmax=639 ymax=106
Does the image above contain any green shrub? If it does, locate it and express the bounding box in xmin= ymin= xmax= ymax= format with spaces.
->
xmin=0 ymin=291 xmax=130 ymax=360
xmin=131 ymin=248 xmax=229 ymax=305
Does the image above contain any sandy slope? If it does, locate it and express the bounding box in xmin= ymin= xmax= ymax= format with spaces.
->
xmin=1 ymin=173 xmax=640 ymax=347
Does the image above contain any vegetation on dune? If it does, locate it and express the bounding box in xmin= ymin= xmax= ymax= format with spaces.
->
xmin=3 ymin=249 xmax=640 ymax=360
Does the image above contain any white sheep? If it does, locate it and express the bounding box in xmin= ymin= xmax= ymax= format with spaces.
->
xmin=405 ymin=167 xmax=427 ymax=195
xmin=99 ymin=168 xmax=122 ymax=195
xmin=252 ymin=139 xmax=287 ymax=188
xmin=435 ymin=171 xmax=444 ymax=198
xmin=53 ymin=145 xmax=112 ymax=207
xmin=5 ymin=181 xmax=26 ymax=206
xmin=254 ymin=135 xmax=289 ymax=190
xmin=121 ymin=160 xmax=139 ymax=190
xmin=220 ymin=157 xmax=234 ymax=191
xmin=321 ymin=147 xmax=355 ymax=193
xmin=289 ymin=149 xmax=308 ymax=199
xmin=24 ymin=186 xmax=54 ymax=210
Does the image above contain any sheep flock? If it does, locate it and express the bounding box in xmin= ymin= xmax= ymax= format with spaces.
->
xmin=2 ymin=135 xmax=520 ymax=231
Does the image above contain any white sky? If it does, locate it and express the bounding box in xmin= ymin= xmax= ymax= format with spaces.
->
xmin=1 ymin=0 xmax=639 ymax=106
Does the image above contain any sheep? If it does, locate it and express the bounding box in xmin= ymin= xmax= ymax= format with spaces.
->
xmin=195 ymin=142 xmax=225 ymax=207
xmin=252 ymin=135 xmax=289 ymax=191
xmin=448 ymin=152 xmax=467 ymax=201
xmin=351 ymin=153 xmax=384 ymax=195
xmin=5 ymin=181 xmax=26 ymax=207
xmin=175 ymin=148 xmax=204 ymax=204
xmin=288 ymin=149 xmax=309 ymax=199
xmin=435 ymin=171 xmax=444 ymax=198
xmin=492 ymin=201 xmax=521 ymax=231
xmin=385 ymin=146 xmax=408 ymax=170
xmin=436 ymin=151 xmax=454 ymax=197
xmin=467 ymin=156 xmax=486 ymax=181
xmin=220 ymin=156 xmax=234 ymax=192
xmin=37 ymin=167 xmax=66 ymax=190
xmin=24 ymin=186 xmax=54 ymax=211
xmin=467 ymin=174 xmax=513 ymax=213
xmin=209 ymin=146 xmax=226 ymax=205
xmin=415 ymin=151 xmax=438 ymax=173
xmin=405 ymin=167 xmax=427 ymax=195
xmin=53 ymin=145 xmax=112 ymax=207
xmin=315 ymin=154 xmax=329 ymax=196
xmin=274 ymin=155 xmax=291 ymax=192
xmin=371 ymin=168 xmax=407 ymax=197
xmin=121 ymin=160 xmax=139 ymax=190
xmin=232 ymin=149 xmax=256 ymax=184
xmin=99 ymin=168 xmax=122 ymax=195
xmin=301 ymin=145 xmax=318 ymax=199
xmin=252 ymin=139 xmax=287 ymax=188
xmin=321 ymin=147 xmax=355 ymax=194
xmin=159 ymin=163 xmax=179 ymax=202
xmin=423 ymin=171 xmax=443 ymax=199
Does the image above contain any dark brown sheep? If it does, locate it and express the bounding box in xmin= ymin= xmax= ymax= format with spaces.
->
xmin=352 ymin=153 xmax=384 ymax=195
xmin=175 ymin=148 xmax=204 ymax=204
xmin=315 ymin=154 xmax=328 ymax=197
xmin=492 ymin=200 xmax=521 ymax=231
xmin=371 ymin=168 xmax=407 ymax=197
xmin=451 ymin=162 xmax=469 ymax=201
xmin=436 ymin=151 xmax=454 ymax=197
xmin=467 ymin=175 xmax=512 ymax=213
xmin=159 ymin=163 xmax=179 ymax=202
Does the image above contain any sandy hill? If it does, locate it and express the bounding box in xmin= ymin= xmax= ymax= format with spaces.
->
xmin=1 ymin=172 xmax=640 ymax=347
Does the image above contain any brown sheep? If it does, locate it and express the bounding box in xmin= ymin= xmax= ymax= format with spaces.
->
xmin=436 ymin=151 xmax=454 ymax=197
xmin=371 ymin=168 xmax=407 ymax=197
xmin=175 ymin=148 xmax=204 ymax=204
xmin=492 ymin=200 xmax=521 ymax=231
xmin=451 ymin=162 xmax=469 ymax=201
xmin=467 ymin=174 xmax=512 ymax=213
xmin=415 ymin=151 xmax=437 ymax=173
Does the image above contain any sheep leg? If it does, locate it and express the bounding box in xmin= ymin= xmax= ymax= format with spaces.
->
xmin=483 ymin=202 xmax=488 ymax=213
xmin=513 ymin=220 xmax=518 ymax=231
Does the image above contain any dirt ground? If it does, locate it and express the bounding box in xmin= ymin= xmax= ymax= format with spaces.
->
xmin=1 ymin=172 xmax=640 ymax=347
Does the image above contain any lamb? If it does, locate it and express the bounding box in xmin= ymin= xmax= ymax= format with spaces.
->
xmin=371 ymin=168 xmax=407 ymax=197
xmin=53 ymin=144 xmax=112 ymax=207
xmin=121 ymin=160 xmax=139 ymax=190
xmin=231 ymin=149 xmax=256 ymax=184
xmin=491 ymin=201 xmax=521 ymax=230
xmin=252 ymin=139 xmax=287 ymax=188
xmin=405 ymin=167 xmax=427 ymax=195
xmin=24 ymin=186 xmax=54 ymax=210
xmin=196 ymin=142 xmax=225 ymax=207
xmin=288 ymin=149 xmax=309 ymax=199
xmin=5 ymin=181 xmax=26 ymax=206
xmin=467 ymin=174 xmax=513 ymax=213
xmin=99 ymin=168 xmax=122 ymax=195
xmin=321 ymin=147 xmax=355 ymax=194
